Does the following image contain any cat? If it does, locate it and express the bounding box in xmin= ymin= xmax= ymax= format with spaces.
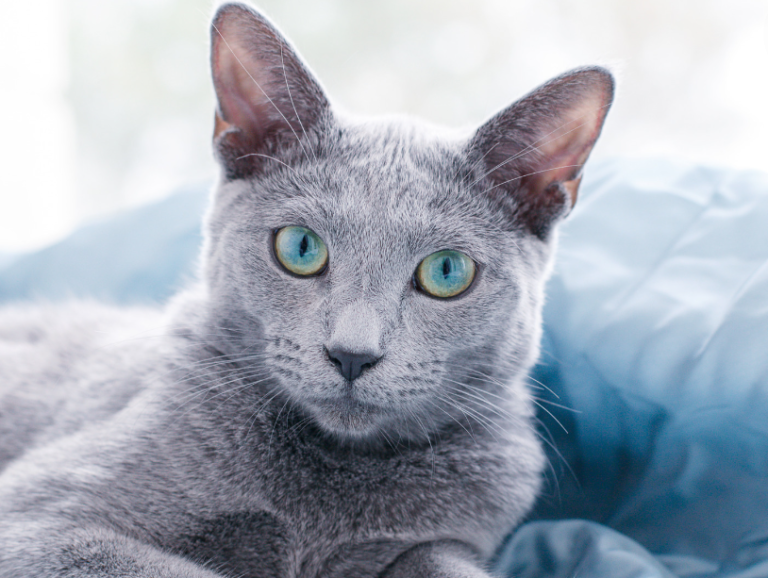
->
xmin=0 ymin=3 xmax=613 ymax=577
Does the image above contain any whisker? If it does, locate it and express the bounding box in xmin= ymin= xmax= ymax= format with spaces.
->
xmin=242 ymin=388 xmax=286 ymax=444
xmin=459 ymin=141 xmax=500 ymax=187
xmin=422 ymin=396 xmax=477 ymax=444
xmin=441 ymin=378 xmax=518 ymax=417
xmin=479 ymin=164 xmax=583 ymax=196
xmin=170 ymin=370 xmax=271 ymax=416
xmin=163 ymin=357 xmax=270 ymax=395
xmin=530 ymin=399 xmax=569 ymax=434
xmin=525 ymin=374 xmax=561 ymax=399
xmin=435 ymin=391 xmax=504 ymax=440
xmin=441 ymin=392 xmax=514 ymax=436
xmin=442 ymin=385 xmax=572 ymax=489
xmin=235 ymin=152 xmax=301 ymax=174
xmin=531 ymin=396 xmax=581 ymax=414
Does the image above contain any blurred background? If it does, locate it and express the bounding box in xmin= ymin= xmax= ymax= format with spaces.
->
xmin=0 ymin=0 xmax=766 ymax=252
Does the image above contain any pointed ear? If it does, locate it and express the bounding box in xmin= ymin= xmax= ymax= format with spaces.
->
xmin=468 ymin=67 xmax=614 ymax=239
xmin=210 ymin=3 xmax=330 ymax=179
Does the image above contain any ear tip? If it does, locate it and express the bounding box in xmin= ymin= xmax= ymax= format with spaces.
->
xmin=543 ymin=67 xmax=614 ymax=120
xmin=212 ymin=2 xmax=269 ymax=31
xmin=213 ymin=2 xmax=260 ymax=17
xmin=587 ymin=65 xmax=615 ymax=91
xmin=210 ymin=2 xmax=283 ymax=63
xmin=574 ymin=66 xmax=616 ymax=104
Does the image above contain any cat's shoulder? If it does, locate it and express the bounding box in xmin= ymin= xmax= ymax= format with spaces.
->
xmin=0 ymin=301 xmax=169 ymax=470
xmin=0 ymin=300 xmax=163 ymax=346
xmin=0 ymin=301 xmax=166 ymax=377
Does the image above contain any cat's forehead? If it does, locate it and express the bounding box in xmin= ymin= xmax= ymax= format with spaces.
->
xmin=265 ymin=118 xmax=505 ymax=260
xmin=321 ymin=118 xmax=465 ymax=200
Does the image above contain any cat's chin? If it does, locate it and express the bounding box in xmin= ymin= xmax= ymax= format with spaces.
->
xmin=306 ymin=397 xmax=390 ymax=440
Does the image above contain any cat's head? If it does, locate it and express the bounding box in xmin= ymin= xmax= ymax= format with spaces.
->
xmin=200 ymin=3 xmax=612 ymax=442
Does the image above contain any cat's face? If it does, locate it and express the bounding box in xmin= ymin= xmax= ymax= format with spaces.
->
xmin=205 ymin=120 xmax=549 ymax=440
xmin=202 ymin=3 xmax=612 ymax=442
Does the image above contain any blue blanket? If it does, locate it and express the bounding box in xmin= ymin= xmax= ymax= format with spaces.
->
xmin=2 ymin=158 xmax=767 ymax=577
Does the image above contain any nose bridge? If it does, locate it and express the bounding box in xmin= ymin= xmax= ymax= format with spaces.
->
xmin=327 ymin=299 xmax=383 ymax=356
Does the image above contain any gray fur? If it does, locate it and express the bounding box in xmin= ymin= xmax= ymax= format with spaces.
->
xmin=0 ymin=3 xmax=613 ymax=577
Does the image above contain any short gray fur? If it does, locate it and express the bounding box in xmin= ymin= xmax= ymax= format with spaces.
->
xmin=0 ymin=4 xmax=613 ymax=577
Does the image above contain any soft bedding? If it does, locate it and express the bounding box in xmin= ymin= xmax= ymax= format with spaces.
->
xmin=2 ymin=158 xmax=767 ymax=578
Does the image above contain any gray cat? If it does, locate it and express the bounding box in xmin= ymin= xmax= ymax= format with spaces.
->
xmin=0 ymin=3 xmax=612 ymax=577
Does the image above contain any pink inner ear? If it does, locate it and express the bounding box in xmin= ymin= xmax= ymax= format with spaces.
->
xmin=209 ymin=4 xmax=329 ymax=162
xmin=469 ymin=67 xmax=613 ymax=237
xmin=526 ymin=95 xmax=608 ymax=203
xmin=212 ymin=22 xmax=274 ymax=139
xmin=208 ymin=4 xmax=330 ymax=178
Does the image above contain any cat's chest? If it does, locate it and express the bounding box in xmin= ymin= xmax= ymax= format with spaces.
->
xmin=172 ymin=420 xmax=530 ymax=578
xmin=174 ymin=511 xmax=405 ymax=578
xmin=246 ymin=431 xmax=523 ymax=576
xmin=177 ymin=415 xmax=537 ymax=578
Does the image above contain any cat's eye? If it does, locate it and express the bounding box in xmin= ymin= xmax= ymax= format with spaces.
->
xmin=415 ymin=250 xmax=476 ymax=299
xmin=274 ymin=226 xmax=329 ymax=276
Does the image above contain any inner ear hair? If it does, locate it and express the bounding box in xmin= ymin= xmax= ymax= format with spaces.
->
xmin=469 ymin=67 xmax=614 ymax=239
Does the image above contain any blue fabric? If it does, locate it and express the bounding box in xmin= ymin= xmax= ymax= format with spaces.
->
xmin=518 ymin=158 xmax=768 ymax=577
xmin=2 ymin=159 xmax=768 ymax=577
xmin=493 ymin=520 xmax=678 ymax=578
xmin=0 ymin=184 xmax=209 ymax=304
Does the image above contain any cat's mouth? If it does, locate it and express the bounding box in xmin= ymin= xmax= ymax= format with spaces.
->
xmin=307 ymin=395 xmax=387 ymax=437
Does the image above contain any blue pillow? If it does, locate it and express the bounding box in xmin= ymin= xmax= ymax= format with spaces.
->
xmin=0 ymin=184 xmax=208 ymax=304
xmin=516 ymin=157 xmax=768 ymax=577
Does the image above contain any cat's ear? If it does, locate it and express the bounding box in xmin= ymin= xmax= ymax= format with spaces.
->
xmin=468 ymin=67 xmax=613 ymax=239
xmin=210 ymin=3 xmax=330 ymax=178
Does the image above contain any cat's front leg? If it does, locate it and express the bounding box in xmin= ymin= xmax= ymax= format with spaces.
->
xmin=380 ymin=541 xmax=495 ymax=578
xmin=0 ymin=523 xmax=226 ymax=578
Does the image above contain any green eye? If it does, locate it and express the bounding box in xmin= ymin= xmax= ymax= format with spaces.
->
xmin=274 ymin=226 xmax=328 ymax=276
xmin=415 ymin=250 xmax=476 ymax=298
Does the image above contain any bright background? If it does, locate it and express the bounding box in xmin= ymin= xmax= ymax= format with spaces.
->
xmin=1 ymin=0 xmax=766 ymax=252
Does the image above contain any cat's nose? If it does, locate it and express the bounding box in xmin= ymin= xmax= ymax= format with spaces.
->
xmin=327 ymin=348 xmax=381 ymax=382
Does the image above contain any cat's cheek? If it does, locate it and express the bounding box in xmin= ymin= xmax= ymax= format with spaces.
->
xmin=237 ymin=254 xmax=328 ymax=318
xmin=401 ymin=280 xmax=506 ymax=346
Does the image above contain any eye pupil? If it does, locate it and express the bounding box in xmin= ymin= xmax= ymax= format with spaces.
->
xmin=442 ymin=257 xmax=451 ymax=278
xmin=299 ymin=234 xmax=309 ymax=258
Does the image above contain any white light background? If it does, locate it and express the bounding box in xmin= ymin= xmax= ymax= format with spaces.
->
xmin=1 ymin=0 xmax=766 ymax=252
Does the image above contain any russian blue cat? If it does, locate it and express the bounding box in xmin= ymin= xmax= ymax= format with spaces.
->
xmin=0 ymin=3 xmax=613 ymax=577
